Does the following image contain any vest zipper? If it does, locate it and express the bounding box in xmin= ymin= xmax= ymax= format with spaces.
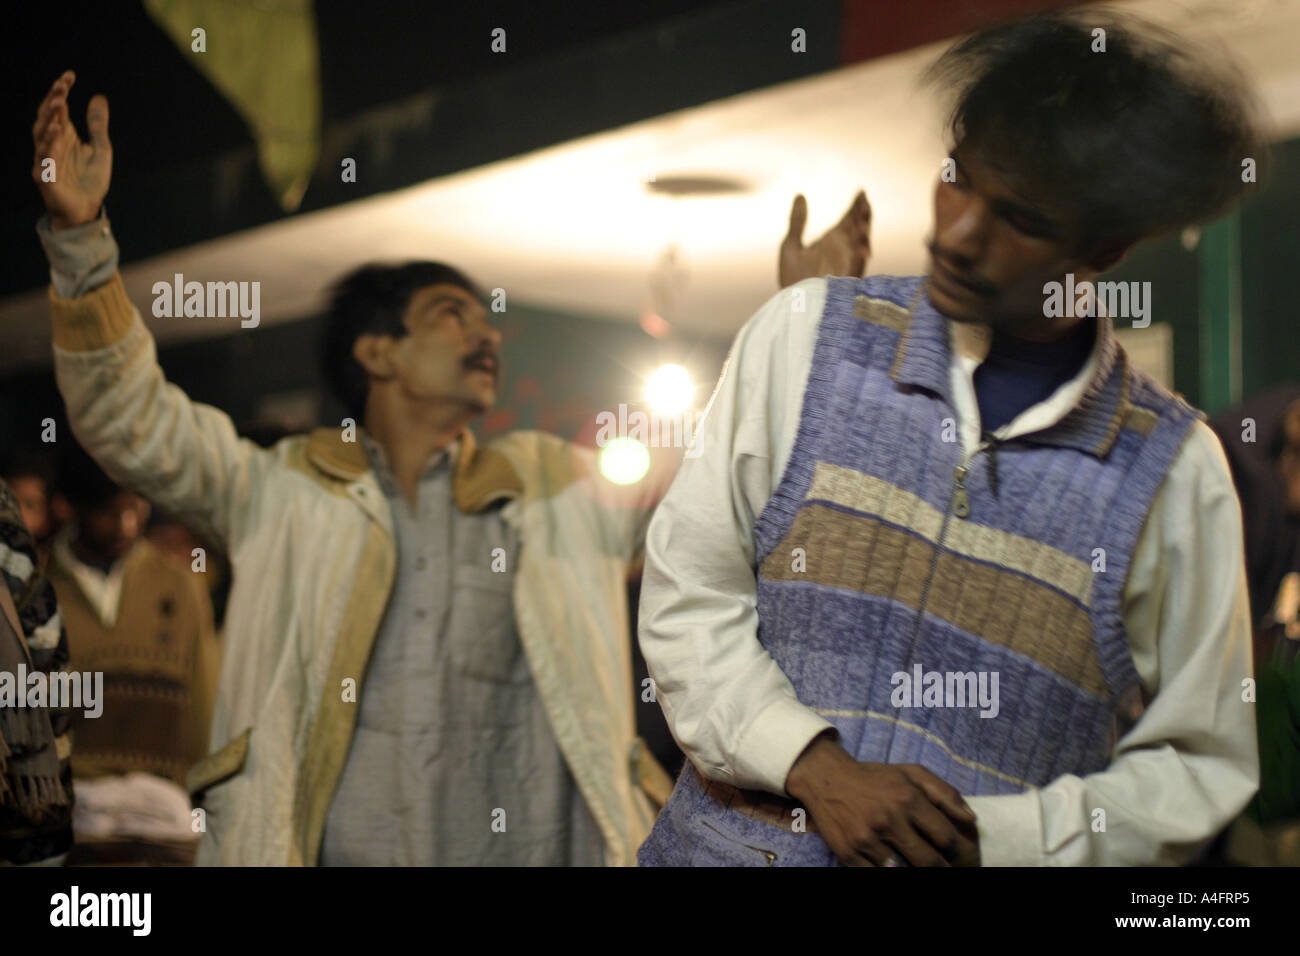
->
xmin=953 ymin=432 xmax=1003 ymax=520
xmin=909 ymin=436 xmax=996 ymax=647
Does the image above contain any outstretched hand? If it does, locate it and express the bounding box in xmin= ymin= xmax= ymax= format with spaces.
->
xmin=32 ymin=70 xmax=112 ymax=231
xmin=778 ymin=190 xmax=872 ymax=288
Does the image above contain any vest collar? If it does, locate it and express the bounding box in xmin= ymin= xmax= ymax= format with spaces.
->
xmin=304 ymin=426 xmax=524 ymax=513
xmin=888 ymin=284 xmax=954 ymax=404
xmin=887 ymin=281 xmax=1136 ymax=459
xmin=1016 ymin=318 xmax=1134 ymax=458
xmin=50 ymin=531 xmax=150 ymax=629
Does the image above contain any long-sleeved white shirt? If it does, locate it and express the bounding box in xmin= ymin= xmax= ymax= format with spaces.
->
xmin=639 ymin=277 xmax=1259 ymax=865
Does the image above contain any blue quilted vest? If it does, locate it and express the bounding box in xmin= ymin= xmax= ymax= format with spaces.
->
xmin=639 ymin=275 xmax=1202 ymax=866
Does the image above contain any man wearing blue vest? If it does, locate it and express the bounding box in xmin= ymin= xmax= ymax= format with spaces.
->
xmin=638 ymin=10 xmax=1263 ymax=866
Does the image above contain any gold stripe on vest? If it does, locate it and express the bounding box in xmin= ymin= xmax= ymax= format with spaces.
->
xmin=760 ymin=502 xmax=1106 ymax=697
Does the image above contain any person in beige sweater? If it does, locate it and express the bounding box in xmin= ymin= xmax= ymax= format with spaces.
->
xmin=49 ymin=442 xmax=219 ymax=790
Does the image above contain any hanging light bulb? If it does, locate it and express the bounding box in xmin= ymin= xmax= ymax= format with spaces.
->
xmin=645 ymin=363 xmax=694 ymax=417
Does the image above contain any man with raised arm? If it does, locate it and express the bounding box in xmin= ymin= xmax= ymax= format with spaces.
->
xmin=28 ymin=67 xmax=873 ymax=866
xmin=29 ymin=68 xmax=677 ymax=866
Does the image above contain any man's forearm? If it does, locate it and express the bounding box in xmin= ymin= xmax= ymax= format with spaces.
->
xmin=42 ymin=213 xmax=256 ymax=551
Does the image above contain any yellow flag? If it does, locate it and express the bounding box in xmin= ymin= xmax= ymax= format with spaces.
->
xmin=143 ymin=0 xmax=321 ymax=212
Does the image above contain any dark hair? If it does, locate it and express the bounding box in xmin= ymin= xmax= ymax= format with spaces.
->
xmin=922 ymin=8 xmax=1267 ymax=251
xmin=57 ymin=442 xmax=122 ymax=512
xmin=321 ymin=261 xmax=485 ymax=422
xmin=0 ymin=448 xmax=55 ymax=489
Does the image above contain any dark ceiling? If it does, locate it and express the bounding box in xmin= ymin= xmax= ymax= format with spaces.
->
xmin=2 ymin=0 xmax=744 ymax=297
xmin=2 ymin=0 xmax=1087 ymax=302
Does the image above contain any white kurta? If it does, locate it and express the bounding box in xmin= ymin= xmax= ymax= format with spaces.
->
xmin=639 ymin=277 xmax=1259 ymax=865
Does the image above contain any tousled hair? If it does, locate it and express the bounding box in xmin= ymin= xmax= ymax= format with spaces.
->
xmin=922 ymin=7 xmax=1267 ymax=251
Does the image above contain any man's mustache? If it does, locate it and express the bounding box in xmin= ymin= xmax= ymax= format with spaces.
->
xmin=462 ymin=347 xmax=500 ymax=376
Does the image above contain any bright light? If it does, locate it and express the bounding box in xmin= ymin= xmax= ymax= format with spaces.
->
xmin=599 ymin=437 xmax=651 ymax=485
xmin=645 ymin=363 xmax=694 ymax=416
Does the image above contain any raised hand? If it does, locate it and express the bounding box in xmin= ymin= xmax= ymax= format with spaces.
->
xmin=32 ymin=70 xmax=112 ymax=231
xmin=778 ymin=190 xmax=872 ymax=289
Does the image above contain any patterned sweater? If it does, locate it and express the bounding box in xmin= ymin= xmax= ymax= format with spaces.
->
xmin=641 ymin=274 xmax=1201 ymax=866
xmin=0 ymin=481 xmax=74 ymax=864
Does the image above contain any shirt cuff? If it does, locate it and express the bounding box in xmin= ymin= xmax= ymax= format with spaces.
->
xmin=965 ymin=790 xmax=1046 ymax=866
xmin=36 ymin=207 xmax=119 ymax=299
xmin=730 ymin=695 xmax=835 ymax=796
